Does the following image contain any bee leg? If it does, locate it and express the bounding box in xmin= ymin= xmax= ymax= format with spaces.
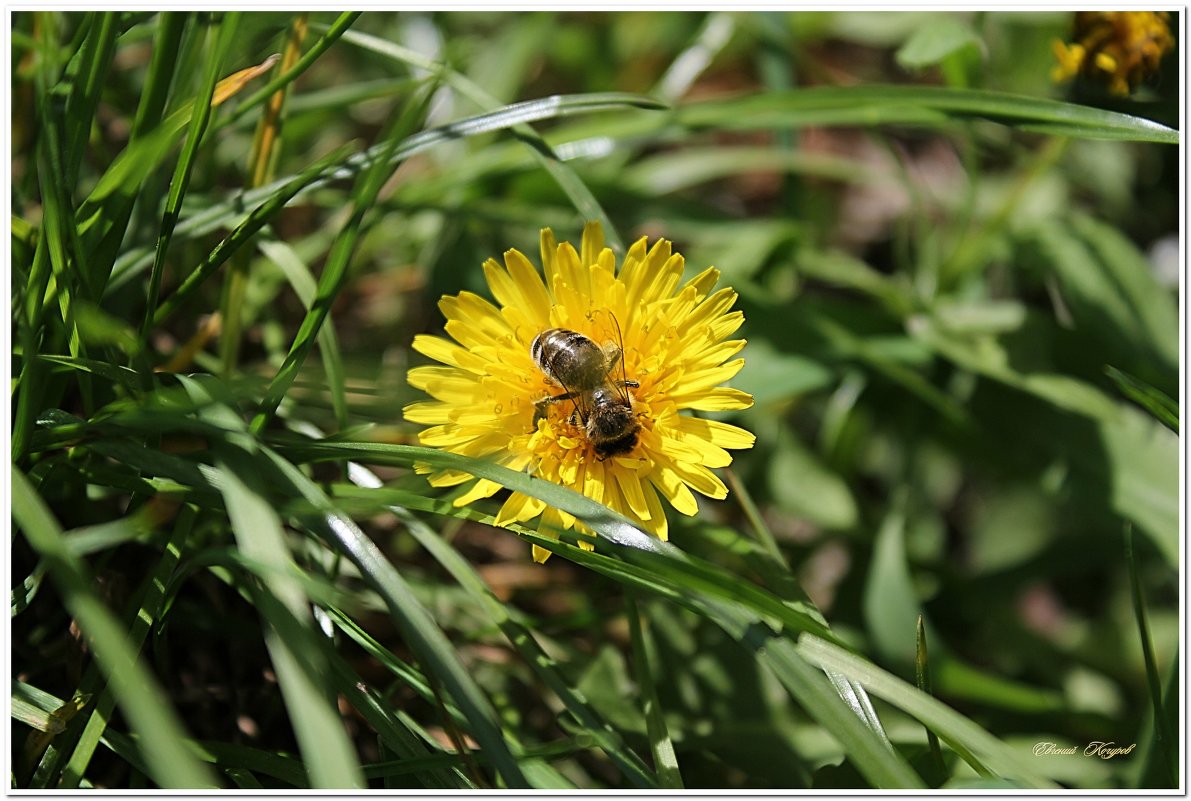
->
xmin=617 ymin=379 xmax=640 ymax=389
xmin=532 ymin=391 xmax=578 ymax=430
xmin=601 ymin=342 xmax=622 ymax=371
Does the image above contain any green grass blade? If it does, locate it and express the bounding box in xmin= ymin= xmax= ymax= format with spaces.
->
xmin=346 ymin=467 xmax=658 ymax=788
xmin=331 ymin=661 xmax=471 ymax=789
xmin=626 ymin=597 xmax=683 ymax=788
xmin=678 ymin=85 xmax=1179 ymax=144
xmin=254 ymin=454 xmax=529 ymax=788
xmin=110 ymin=89 xmax=664 ymax=295
xmin=915 ymin=616 xmax=947 ymax=783
xmin=256 ymin=238 xmax=349 ymax=429
xmin=1125 ymin=526 xmax=1176 ymax=787
xmin=1105 ymin=366 xmax=1178 ymax=433
xmin=250 ymin=81 xmax=434 ymax=433
xmin=141 ymin=12 xmax=241 ymax=345
xmin=797 ymin=634 xmax=1060 ymax=787
xmin=62 ymin=11 xmax=118 ymax=184
xmin=100 ymin=730 xmax=309 ymax=789
xmin=58 ymin=506 xmax=195 ymax=788
xmin=331 ymin=25 xmax=669 ymax=251
xmin=149 ymin=141 xmax=357 ymax=325
xmin=220 ymin=11 xmax=362 ymax=130
xmin=282 ymin=440 xmax=837 ymax=643
xmin=324 ymin=456 xmax=915 ymax=788
xmin=11 ymin=469 xmax=218 ymax=788
xmin=179 ymin=376 xmax=365 ymax=789
xmin=12 ymin=681 xmax=87 ymax=734
xmin=703 ymin=602 xmax=922 ymax=789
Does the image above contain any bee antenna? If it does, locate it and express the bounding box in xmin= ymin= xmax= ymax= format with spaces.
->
xmin=607 ymin=312 xmax=632 ymax=403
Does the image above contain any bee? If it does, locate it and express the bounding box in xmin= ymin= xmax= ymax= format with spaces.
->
xmin=531 ymin=318 xmax=640 ymax=460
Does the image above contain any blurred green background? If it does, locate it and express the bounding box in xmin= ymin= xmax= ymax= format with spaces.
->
xmin=11 ymin=10 xmax=1180 ymax=790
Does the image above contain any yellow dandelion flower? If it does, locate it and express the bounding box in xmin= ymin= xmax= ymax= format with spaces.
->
xmin=405 ymin=222 xmax=756 ymax=562
xmin=1051 ymin=11 xmax=1174 ymax=96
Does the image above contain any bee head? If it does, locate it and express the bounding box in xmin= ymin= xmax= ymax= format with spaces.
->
xmin=587 ymin=388 xmax=639 ymax=459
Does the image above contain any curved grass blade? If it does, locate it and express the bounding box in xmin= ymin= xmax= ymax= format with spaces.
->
xmin=330 ymin=25 xmax=668 ymax=250
xmin=221 ymin=11 xmax=361 ymax=130
xmin=256 ymin=238 xmax=349 ymax=429
xmin=110 ymin=90 xmax=664 ymax=293
xmin=179 ymin=375 xmax=365 ymax=789
xmin=84 ymin=12 xmax=187 ymax=283
xmin=12 ymin=469 xmax=217 ymax=788
xmin=77 ymin=48 xmax=281 ymax=257
xmin=62 ymin=12 xmax=118 ymax=184
xmin=797 ymin=634 xmax=1060 ymax=787
xmin=56 ymin=507 xmax=195 ymax=788
xmin=678 ymin=85 xmax=1178 ymax=144
xmin=626 ymin=596 xmax=683 ymax=788
xmin=151 ymin=380 xmax=526 ymax=787
xmin=255 ymin=450 xmax=530 ymax=789
xmin=303 ymin=446 xmax=918 ymax=786
xmin=100 ymin=730 xmax=309 ymax=789
xmin=291 ymin=441 xmax=838 ymax=641
xmin=345 ymin=466 xmax=658 ymax=788
xmin=332 ymin=481 xmax=921 ymax=788
xmin=1126 ymin=526 xmax=1176 ymax=786
xmin=1104 ymin=366 xmax=1179 ymax=434
xmin=331 ymin=661 xmax=471 ymax=789
xmin=148 ymin=141 xmax=357 ymax=324
xmin=250 ymin=80 xmax=436 ymax=433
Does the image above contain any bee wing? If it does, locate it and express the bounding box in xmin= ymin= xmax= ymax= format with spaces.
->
xmin=606 ymin=312 xmax=633 ymax=403
xmin=552 ymin=371 xmax=591 ymax=424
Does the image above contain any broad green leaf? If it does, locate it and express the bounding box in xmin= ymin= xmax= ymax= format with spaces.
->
xmin=767 ymin=427 xmax=859 ymax=530
xmin=1018 ymin=214 xmax=1178 ymax=378
xmin=895 ymin=18 xmax=981 ymax=69
xmin=863 ymin=491 xmax=920 ymax=664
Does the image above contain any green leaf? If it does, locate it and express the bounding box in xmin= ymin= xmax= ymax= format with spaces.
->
xmin=863 ymin=490 xmax=920 ymax=664
xmin=1019 ymin=214 xmax=1178 ymax=377
xmin=911 ymin=318 xmax=1178 ymax=566
xmin=767 ymin=428 xmax=859 ymax=530
xmin=895 ymin=18 xmax=981 ymax=70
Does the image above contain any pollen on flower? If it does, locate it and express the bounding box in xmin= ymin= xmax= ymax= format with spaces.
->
xmin=1050 ymin=11 xmax=1174 ymax=96
xmin=404 ymin=222 xmax=756 ymax=563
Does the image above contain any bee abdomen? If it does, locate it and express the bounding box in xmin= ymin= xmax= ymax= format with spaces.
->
xmin=532 ymin=328 xmax=603 ymax=387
